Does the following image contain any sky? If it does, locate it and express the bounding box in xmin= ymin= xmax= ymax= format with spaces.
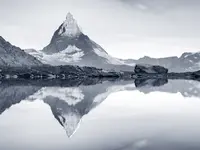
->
xmin=0 ymin=0 xmax=200 ymax=59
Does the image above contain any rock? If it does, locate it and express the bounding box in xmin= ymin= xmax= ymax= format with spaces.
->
xmin=134 ymin=64 xmax=168 ymax=74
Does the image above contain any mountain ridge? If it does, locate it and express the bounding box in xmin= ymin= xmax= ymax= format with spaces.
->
xmin=0 ymin=36 xmax=43 ymax=67
xmin=124 ymin=52 xmax=200 ymax=72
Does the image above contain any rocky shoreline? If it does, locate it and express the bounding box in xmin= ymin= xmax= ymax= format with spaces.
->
xmin=0 ymin=64 xmax=199 ymax=82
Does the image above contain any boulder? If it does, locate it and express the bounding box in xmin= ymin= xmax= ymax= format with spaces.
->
xmin=134 ymin=64 xmax=168 ymax=74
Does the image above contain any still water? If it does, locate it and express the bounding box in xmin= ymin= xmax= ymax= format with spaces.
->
xmin=0 ymin=79 xmax=200 ymax=150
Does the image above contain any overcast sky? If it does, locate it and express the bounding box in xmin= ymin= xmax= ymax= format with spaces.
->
xmin=0 ymin=0 xmax=200 ymax=59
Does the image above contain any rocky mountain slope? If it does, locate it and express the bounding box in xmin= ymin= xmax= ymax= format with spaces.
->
xmin=0 ymin=36 xmax=42 ymax=67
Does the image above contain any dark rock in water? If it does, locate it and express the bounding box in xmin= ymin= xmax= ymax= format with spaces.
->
xmin=134 ymin=64 xmax=168 ymax=74
xmin=135 ymin=78 xmax=168 ymax=87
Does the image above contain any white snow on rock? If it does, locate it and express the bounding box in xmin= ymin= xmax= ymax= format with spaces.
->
xmin=28 ymin=87 xmax=84 ymax=106
xmin=42 ymin=45 xmax=84 ymax=65
xmin=58 ymin=13 xmax=81 ymax=37
xmin=93 ymin=48 xmax=135 ymax=66
xmin=184 ymin=54 xmax=189 ymax=58
xmin=26 ymin=45 xmax=136 ymax=67
xmin=25 ymin=45 xmax=84 ymax=66
xmin=62 ymin=45 xmax=82 ymax=54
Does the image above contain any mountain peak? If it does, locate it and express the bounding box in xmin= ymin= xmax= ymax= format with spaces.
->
xmin=57 ymin=12 xmax=81 ymax=37
xmin=66 ymin=12 xmax=74 ymax=20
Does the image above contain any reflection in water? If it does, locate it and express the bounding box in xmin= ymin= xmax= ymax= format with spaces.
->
xmin=0 ymin=85 xmax=40 ymax=115
xmin=0 ymin=78 xmax=200 ymax=149
xmin=27 ymin=80 xmax=136 ymax=137
xmin=138 ymin=79 xmax=200 ymax=98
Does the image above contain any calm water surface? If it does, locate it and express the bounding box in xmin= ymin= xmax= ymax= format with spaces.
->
xmin=0 ymin=79 xmax=200 ymax=150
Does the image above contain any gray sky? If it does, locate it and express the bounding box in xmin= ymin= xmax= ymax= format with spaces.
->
xmin=0 ymin=0 xmax=200 ymax=59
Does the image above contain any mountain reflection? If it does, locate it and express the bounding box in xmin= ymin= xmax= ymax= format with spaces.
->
xmin=0 ymin=78 xmax=200 ymax=137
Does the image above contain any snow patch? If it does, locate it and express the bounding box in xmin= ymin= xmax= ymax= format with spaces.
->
xmin=42 ymin=45 xmax=84 ymax=65
xmin=61 ymin=45 xmax=82 ymax=54
xmin=184 ymin=54 xmax=189 ymax=58
xmin=29 ymin=87 xmax=84 ymax=106
xmin=93 ymin=48 xmax=135 ymax=66
xmin=26 ymin=45 xmax=84 ymax=66
xmin=189 ymin=60 xmax=193 ymax=63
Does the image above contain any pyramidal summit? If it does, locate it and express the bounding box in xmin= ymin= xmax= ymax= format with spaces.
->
xmin=56 ymin=12 xmax=82 ymax=38
xmin=25 ymin=12 xmax=135 ymax=71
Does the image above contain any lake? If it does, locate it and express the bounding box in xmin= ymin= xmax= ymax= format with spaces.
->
xmin=0 ymin=79 xmax=200 ymax=150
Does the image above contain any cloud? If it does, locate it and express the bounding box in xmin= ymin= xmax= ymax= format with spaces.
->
xmin=136 ymin=4 xmax=148 ymax=10
xmin=120 ymin=0 xmax=200 ymax=9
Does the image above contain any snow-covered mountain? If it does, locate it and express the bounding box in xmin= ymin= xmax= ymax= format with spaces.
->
xmin=125 ymin=52 xmax=200 ymax=72
xmin=0 ymin=36 xmax=42 ymax=67
xmin=25 ymin=13 xmax=135 ymax=71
